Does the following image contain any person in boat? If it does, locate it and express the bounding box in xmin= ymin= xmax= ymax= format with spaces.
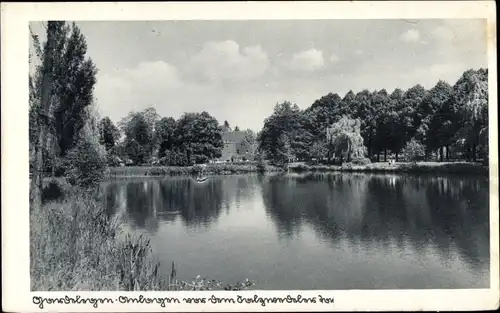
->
xmin=197 ymin=164 xmax=208 ymax=181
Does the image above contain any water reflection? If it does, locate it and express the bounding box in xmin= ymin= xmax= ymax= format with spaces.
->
xmin=100 ymin=173 xmax=490 ymax=288
xmin=259 ymin=173 xmax=490 ymax=272
xmin=101 ymin=176 xmax=257 ymax=232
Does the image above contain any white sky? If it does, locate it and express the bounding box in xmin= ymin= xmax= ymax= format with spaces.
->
xmin=29 ymin=19 xmax=487 ymax=132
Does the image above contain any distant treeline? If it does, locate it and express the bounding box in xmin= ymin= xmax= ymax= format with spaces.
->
xmin=258 ymin=68 xmax=488 ymax=165
xmin=98 ymin=68 xmax=488 ymax=167
xmin=99 ymin=110 xmax=258 ymax=167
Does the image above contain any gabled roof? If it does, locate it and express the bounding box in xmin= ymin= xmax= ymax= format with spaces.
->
xmin=222 ymin=130 xmax=246 ymax=143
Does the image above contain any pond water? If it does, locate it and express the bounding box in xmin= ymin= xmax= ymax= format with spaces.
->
xmin=100 ymin=173 xmax=490 ymax=290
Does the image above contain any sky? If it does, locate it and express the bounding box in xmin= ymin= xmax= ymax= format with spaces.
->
xmin=29 ymin=19 xmax=488 ymax=132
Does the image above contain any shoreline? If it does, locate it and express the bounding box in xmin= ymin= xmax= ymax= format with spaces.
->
xmin=107 ymin=161 xmax=488 ymax=178
xmin=289 ymin=161 xmax=488 ymax=175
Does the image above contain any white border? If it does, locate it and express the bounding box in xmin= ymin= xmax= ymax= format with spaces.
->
xmin=1 ymin=1 xmax=498 ymax=312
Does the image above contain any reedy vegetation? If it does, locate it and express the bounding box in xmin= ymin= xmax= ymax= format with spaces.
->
xmin=31 ymin=192 xmax=165 ymax=291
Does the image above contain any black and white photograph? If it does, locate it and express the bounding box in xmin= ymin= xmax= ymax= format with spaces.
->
xmin=2 ymin=1 xmax=498 ymax=312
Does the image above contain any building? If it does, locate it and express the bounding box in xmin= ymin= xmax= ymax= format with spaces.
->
xmin=219 ymin=130 xmax=248 ymax=162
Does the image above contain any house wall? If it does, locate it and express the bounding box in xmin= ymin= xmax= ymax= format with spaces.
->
xmin=218 ymin=130 xmax=248 ymax=162
xmin=221 ymin=142 xmax=238 ymax=161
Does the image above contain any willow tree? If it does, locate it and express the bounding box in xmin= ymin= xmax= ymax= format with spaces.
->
xmin=453 ymin=68 xmax=488 ymax=162
xmin=326 ymin=116 xmax=366 ymax=164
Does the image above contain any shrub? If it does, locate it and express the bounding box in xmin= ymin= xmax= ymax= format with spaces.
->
xmin=402 ymin=139 xmax=426 ymax=162
xmin=160 ymin=149 xmax=189 ymax=166
xmin=351 ymin=157 xmax=371 ymax=165
xmin=191 ymin=164 xmax=205 ymax=175
xmin=289 ymin=163 xmax=310 ymax=172
xmin=125 ymin=139 xmax=148 ymax=165
xmin=193 ymin=154 xmax=209 ymax=165
xmin=106 ymin=153 xmax=122 ymax=167
xmin=310 ymin=164 xmax=335 ymax=172
xmin=52 ymin=157 xmax=67 ymax=177
xmin=41 ymin=177 xmax=73 ymax=203
xmin=255 ymin=153 xmax=267 ymax=173
xmin=342 ymin=162 xmax=354 ymax=169
xmin=65 ymin=138 xmax=108 ymax=188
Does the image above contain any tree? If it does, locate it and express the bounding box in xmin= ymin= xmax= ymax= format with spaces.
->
xmin=303 ymin=93 xmax=343 ymax=140
xmin=402 ymin=138 xmax=425 ymax=163
xmin=404 ymin=84 xmax=427 ymax=138
xmin=142 ymin=107 xmax=160 ymax=128
xmin=351 ymin=90 xmax=377 ymax=158
xmin=234 ymin=126 xmax=240 ymax=132
xmin=383 ymin=85 xmax=426 ymax=161
xmin=51 ymin=23 xmax=98 ymax=157
xmin=291 ymin=123 xmax=315 ymax=161
xmin=240 ymin=129 xmax=259 ymax=161
xmin=386 ymin=88 xmax=406 ymax=161
xmin=223 ymin=120 xmax=231 ymax=131
xmin=309 ymin=140 xmax=328 ymax=164
xmin=99 ymin=117 xmax=120 ymax=151
xmin=452 ymin=68 xmax=488 ymax=161
xmin=125 ymin=139 xmax=147 ymax=165
xmin=30 ymin=22 xmax=64 ymax=207
xmin=142 ymin=107 xmax=161 ymax=155
xmin=371 ymin=89 xmax=391 ymax=161
xmin=155 ymin=117 xmax=177 ymax=158
xmin=65 ymin=114 xmax=107 ymax=188
xmin=258 ymin=101 xmax=305 ymax=163
xmin=275 ymin=133 xmax=294 ymax=165
xmin=174 ymin=112 xmax=223 ymax=164
xmin=121 ymin=112 xmax=154 ymax=164
xmin=340 ymin=90 xmax=356 ymax=118
xmin=479 ymin=126 xmax=489 ymax=165
xmin=118 ymin=107 xmax=162 ymax=164
xmin=416 ymin=80 xmax=454 ymax=159
xmin=428 ymin=97 xmax=462 ymax=161
xmin=326 ymin=116 xmax=366 ymax=164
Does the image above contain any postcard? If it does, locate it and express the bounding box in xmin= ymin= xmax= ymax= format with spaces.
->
xmin=1 ymin=1 xmax=498 ymax=312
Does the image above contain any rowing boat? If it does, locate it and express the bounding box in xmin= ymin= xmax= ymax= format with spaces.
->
xmin=196 ymin=176 xmax=208 ymax=183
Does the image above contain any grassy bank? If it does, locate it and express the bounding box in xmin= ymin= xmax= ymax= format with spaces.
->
xmin=108 ymin=163 xmax=284 ymax=178
xmin=31 ymin=190 xmax=167 ymax=291
xmin=289 ymin=161 xmax=488 ymax=175
xmin=107 ymin=161 xmax=488 ymax=178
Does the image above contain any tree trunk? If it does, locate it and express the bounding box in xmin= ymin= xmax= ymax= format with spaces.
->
xmin=377 ymin=153 xmax=380 ymax=162
xmin=395 ymin=152 xmax=399 ymax=162
xmin=472 ymin=143 xmax=477 ymax=162
xmin=384 ymin=149 xmax=387 ymax=162
xmin=439 ymin=146 xmax=444 ymax=162
xmin=30 ymin=22 xmax=57 ymax=209
xmin=445 ymin=145 xmax=450 ymax=161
